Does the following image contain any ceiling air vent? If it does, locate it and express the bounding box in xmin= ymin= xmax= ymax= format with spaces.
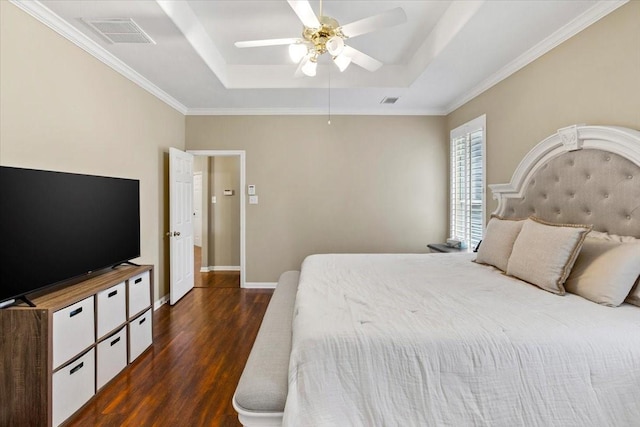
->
xmin=83 ymin=18 xmax=155 ymax=44
xmin=380 ymin=97 xmax=399 ymax=105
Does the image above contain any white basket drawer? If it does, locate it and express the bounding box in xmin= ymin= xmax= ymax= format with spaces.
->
xmin=96 ymin=281 xmax=126 ymax=339
xmin=52 ymin=348 xmax=95 ymax=427
xmin=96 ymin=326 xmax=127 ymax=390
xmin=128 ymin=271 xmax=151 ymax=318
xmin=128 ymin=309 xmax=152 ymax=363
xmin=52 ymin=296 xmax=95 ymax=369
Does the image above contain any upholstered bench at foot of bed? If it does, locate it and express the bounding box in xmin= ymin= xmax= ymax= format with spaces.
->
xmin=233 ymin=270 xmax=299 ymax=427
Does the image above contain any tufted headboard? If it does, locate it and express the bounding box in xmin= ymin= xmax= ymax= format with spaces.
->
xmin=490 ymin=125 xmax=640 ymax=238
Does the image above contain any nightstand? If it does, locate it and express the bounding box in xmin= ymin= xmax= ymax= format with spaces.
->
xmin=427 ymin=243 xmax=472 ymax=253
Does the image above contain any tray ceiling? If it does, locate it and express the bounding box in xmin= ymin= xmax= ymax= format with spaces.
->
xmin=15 ymin=0 xmax=627 ymax=115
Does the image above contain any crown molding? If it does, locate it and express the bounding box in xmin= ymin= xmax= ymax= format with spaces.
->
xmin=10 ymin=0 xmax=188 ymax=115
xmin=186 ymin=107 xmax=447 ymax=116
xmin=444 ymin=0 xmax=629 ymax=114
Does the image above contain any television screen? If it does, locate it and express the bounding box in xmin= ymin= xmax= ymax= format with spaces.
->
xmin=0 ymin=166 xmax=140 ymax=304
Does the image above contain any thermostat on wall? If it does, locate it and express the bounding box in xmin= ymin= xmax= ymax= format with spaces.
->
xmin=223 ymin=189 xmax=234 ymax=196
xmin=248 ymin=185 xmax=256 ymax=195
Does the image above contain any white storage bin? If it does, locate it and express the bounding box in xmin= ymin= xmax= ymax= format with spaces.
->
xmin=128 ymin=309 xmax=152 ymax=363
xmin=96 ymin=281 xmax=126 ymax=339
xmin=128 ymin=271 xmax=151 ymax=318
xmin=52 ymin=348 xmax=95 ymax=427
xmin=96 ymin=327 xmax=127 ymax=390
xmin=52 ymin=296 xmax=95 ymax=369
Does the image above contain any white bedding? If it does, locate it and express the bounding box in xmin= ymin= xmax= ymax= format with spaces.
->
xmin=283 ymin=253 xmax=640 ymax=427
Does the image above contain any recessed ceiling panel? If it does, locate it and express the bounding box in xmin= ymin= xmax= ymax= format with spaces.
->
xmin=33 ymin=0 xmax=622 ymax=114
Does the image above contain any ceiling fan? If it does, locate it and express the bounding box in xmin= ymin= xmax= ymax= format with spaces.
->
xmin=234 ymin=0 xmax=407 ymax=77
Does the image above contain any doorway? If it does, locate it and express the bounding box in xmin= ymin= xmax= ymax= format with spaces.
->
xmin=188 ymin=150 xmax=246 ymax=288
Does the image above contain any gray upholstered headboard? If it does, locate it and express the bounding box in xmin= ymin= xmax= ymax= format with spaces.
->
xmin=490 ymin=125 xmax=640 ymax=238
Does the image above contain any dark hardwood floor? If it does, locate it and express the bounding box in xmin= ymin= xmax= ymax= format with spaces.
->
xmin=195 ymin=271 xmax=241 ymax=289
xmin=67 ymin=250 xmax=271 ymax=427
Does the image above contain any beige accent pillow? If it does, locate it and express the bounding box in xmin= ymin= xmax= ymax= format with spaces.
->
xmin=627 ymin=278 xmax=640 ymax=306
xmin=474 ymin=216 xmax=524 ymax=271
xmin=564 ymin=238 xmax=640 ymax=306
xmin=506 ymin=217 xmax=592 ymax=295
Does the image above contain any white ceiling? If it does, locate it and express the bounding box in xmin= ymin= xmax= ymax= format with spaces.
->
xmin=16 ymin=0 xmax=627 ymax=115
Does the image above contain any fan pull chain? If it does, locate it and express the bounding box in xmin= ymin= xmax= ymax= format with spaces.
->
xmin=328 ymin=66 xmax=331 ymax=125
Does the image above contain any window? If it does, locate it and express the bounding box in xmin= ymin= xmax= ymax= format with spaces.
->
xmin=450 ymin=115 xmax=486 ymax=249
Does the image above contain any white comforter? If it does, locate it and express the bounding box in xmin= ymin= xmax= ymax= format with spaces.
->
xmin=283 ymin=253 xmax=640 ymax=427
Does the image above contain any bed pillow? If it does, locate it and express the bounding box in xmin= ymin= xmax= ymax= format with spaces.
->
xmin=564 ymin=238 xmax=640 ymax=306
xmin=627 ymin=278 xmax=640 ymax=306
xmin=474 ymin=216 xmax=524 ymax=271
xmin=588 ymin=230 xmax=638 ymax=243
xmin=506 ymin=217 xmax=592 ymax=295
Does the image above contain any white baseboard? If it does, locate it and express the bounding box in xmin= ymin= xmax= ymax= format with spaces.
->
xmin=202 ymin=266 xmax=241 ymax=272
xmin=154 ymin=294 xmax=169 ymax=310
xmin=244 ymin=282 xmax=277 ymax=289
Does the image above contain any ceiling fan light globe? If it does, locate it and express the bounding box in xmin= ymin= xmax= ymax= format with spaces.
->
xmin=333 ymin=54 xmax=351 ymax=72
xmin=289 ymin=43 xmax=308 ymax=63
xmin=326 ymin=36 xmax=345 ymax=56
xmin=301 ymin=57 xmax=317 ymax=77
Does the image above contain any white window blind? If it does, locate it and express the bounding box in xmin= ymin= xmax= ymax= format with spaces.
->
xmin=450 ymin=115 xmax=486 ymax=249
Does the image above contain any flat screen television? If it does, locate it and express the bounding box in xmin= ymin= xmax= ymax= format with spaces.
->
xmin=0 ymin=166 xmax=140 ymax=306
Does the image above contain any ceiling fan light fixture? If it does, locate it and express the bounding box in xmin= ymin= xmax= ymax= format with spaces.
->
xmin=325 ymin=36 xmax=344 ymax=56
xmin=301 ymin=55 xmax=318 ymax=77
xmin=235 ymin=0 xmax=407 ymax=77
xmin=289 ymin=43 xmax=308 ymax=63
xmin=333 ymin=54 xmax=351 ymax=72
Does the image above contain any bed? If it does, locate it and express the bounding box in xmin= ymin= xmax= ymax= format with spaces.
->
xmin=285 ymin=251 xmax=640 ymax=426
xmin=235 ymin=124 xmax=640 ymax=426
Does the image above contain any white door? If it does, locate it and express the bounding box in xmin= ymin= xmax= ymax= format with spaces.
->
xmin=193 ymin=172 xmax=203 ymax=247
xmin=169 ymin=148 xmax=194 ymax=305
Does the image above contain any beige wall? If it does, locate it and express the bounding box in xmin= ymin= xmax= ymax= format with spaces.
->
xmin=208 ymin=156 xmax=241 ymax=268
xmin=447 ymin=1 xmax=640 ymax=216
xmin=186 ymin=115 xmax=448 ymax=282
xmin=0 ymin=2 xmax=185 ymax=301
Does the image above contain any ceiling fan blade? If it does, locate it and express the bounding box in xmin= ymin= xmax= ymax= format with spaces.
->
xmin=343 ymin=45 xmax=383 ymax=72
xmin=287 ymin=0 xmax=321 ymax=29
xmin=235 ymin=38 xmax=302 ymax=48
xmin=340 ymin=7 xmax=407 ymax=38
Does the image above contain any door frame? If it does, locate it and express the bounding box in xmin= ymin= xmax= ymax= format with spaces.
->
xmin=188 ymin=150 xmax=246 ymax=289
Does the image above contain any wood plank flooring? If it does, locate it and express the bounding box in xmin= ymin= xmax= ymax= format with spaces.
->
xmin=195 ymin=271 xmax=241 ymax=289
xmin=67 ymin=270 xmax=272 ymax=426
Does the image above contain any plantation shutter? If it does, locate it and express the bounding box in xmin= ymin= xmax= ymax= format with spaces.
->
xmin=450 ymin=116 xmax=485 ymax=249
